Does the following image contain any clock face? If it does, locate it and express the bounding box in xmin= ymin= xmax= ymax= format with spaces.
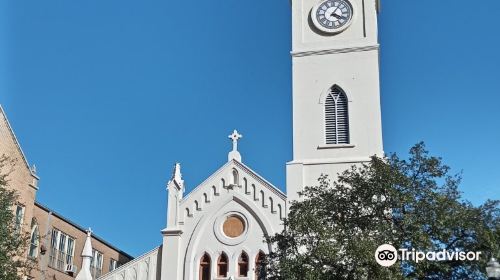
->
xmin=312 ymin=0 xmax=353 ymax=34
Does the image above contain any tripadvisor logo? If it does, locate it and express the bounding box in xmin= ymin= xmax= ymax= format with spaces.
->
xmin=375 ymin=244 xmax=398 ymax=267
xmin=374 ymin=244 xmax=482 ymax=267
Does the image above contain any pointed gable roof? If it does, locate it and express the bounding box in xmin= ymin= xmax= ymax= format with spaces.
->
xmin=182 ymin=159 xmax=286 ymax=202
xmin=0 ymin=105 xmax=39 ymax=181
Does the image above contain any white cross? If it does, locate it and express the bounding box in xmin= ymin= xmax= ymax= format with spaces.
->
xmin=228 ymin=130 xmax=243 ymax=152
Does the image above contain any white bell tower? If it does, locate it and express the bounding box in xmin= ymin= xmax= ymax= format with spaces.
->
xmin=286 ymin=0 xmax=384 ymax=202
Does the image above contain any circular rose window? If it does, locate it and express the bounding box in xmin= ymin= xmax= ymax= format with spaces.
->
xmin=222 ymin=215 xmax=245 ymax=238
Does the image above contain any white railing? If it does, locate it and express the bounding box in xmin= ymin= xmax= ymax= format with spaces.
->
xmin=98 ymin=246 xmax=160 ymax=280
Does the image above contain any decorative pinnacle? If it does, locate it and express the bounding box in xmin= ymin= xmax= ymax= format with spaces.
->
xmin=167 ymin=163 xmax=184 ymax=191
xmin=172 ymin=163 xmax=182 ymax=182
xmin=82 ymin=228 xmax=93 ymax=258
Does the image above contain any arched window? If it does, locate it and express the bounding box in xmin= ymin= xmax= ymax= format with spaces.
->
xmin=199 ymin=253 xmax=211 ymax=280
xmin=253 ymin=185 xmax=258 ymax=200
xmin=186 ymin=208 xmax=192 ymax=218
xmin=325 ymin=85 xmax=349 ymax=144
xmin=269 ymin=197 xmax=274 ymax=213
xmin=203 ymin=193 xmax=209 ymax=203
xmin=195 ymin=200 xmax=200 ymax=211
xmin=212 ymin=185 xmax=218 ymax=196
xmin=28 ymin=221 xmax=39 ymax=258
xmin=255 ymin=251 xmax=266 ymax=280
xmin=232 ymin=169 xmax=239 ymax=186
xmin=278 ymin=204 xmax=283 ymax=220
xmin=217 ymin=253 xmax=228 ymax=277
xmin=238 ymin=252 xmax=249 ymax=277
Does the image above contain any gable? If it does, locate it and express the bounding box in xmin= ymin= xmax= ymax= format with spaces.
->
xmin=181 ymin=160 xmax=285 ymax=203
xmin=179 ymin=160 xmax=286 ymax=229
xmin=0 ymin=105 xmax=39 ymax=187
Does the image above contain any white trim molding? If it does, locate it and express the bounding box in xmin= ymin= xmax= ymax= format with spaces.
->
xmin=291 ymin=44 xmax=379 ymax=57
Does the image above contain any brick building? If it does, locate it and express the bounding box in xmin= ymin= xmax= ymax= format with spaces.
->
xmin=0 ymin=105 xmax=133 ymax=280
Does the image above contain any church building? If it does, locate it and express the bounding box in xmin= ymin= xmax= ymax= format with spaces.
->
xmin=85 ymin=0 xmax=384 ymax=279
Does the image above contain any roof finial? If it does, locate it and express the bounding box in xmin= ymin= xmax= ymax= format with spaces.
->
xmin=75 ymin=228 xmax=93 ymax=280
xmin=30 ymin=164 xmax=37 ymax=174
xmin=228 ymin=130 xmax=243 ymax=162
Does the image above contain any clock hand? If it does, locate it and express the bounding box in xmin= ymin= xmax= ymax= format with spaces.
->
xmin=330 ymin=13 xmax=346 ymax=20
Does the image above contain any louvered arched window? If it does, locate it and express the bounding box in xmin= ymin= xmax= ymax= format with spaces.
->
xmin=325 ymin=85 xmax=349 ymax=144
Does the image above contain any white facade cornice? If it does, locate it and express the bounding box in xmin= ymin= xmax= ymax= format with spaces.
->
xmin=287 ymin=156 xmax=373 ymax=166
xmin=291 ymin=44 xmax=379 ymax=58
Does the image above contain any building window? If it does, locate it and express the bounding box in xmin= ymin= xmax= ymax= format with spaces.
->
xmin=238 ymin=252 xmax=249 ymax=277
xmin=48 ymin=229 xmax=75 ymax=271
xmin=15 ymin=205 xmax=25 ymax=232
xmin=90 ymin=249 xmax=103 ymax=278
xmin=217 ymin=252 xmax=228 ymax=277
xmin=28 ymin=220 xmax=40 ymax=259
xmin=255 ymin=251 xmax=266 ymax=280
xmin=222 ymin=215 xmax=245 ymax=238
xmin=325 ymin=85 xmax=349 ymax=144
xmin=231 ymin=169 xmax=239 ymax=186
xmin=199 ymin=253 xmax=211 ymax=280
xmin=109 ymin=259 xmax=118 ymax=272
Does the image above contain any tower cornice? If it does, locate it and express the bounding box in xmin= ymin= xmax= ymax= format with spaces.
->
xmin=291 ymin=44 xmax=378 ymax=57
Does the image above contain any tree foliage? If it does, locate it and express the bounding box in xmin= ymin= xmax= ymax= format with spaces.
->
xmin=0 ymin=155 xmax=36 ymax=280
xmin=267 ymin=143 xmax=499 ymax=280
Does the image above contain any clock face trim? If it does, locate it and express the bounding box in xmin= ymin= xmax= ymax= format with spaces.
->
xmin=311 ymin=0 xmax=354 ymax=34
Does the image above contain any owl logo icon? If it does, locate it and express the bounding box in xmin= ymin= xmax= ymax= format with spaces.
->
xmin=375 ymin=244 xmax=398 ymax=267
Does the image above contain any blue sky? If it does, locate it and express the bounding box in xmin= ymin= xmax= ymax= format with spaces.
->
xmin=1 ymin=0 xmax=499 ymax=257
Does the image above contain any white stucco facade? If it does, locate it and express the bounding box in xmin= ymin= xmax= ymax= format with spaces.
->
xmin=97 ymin=0 xmax=384 ymax=279
xmin=98 ymin=137 xmax=287 ymax=280
xmin=160 ymin=157 xmax=286 ymax=280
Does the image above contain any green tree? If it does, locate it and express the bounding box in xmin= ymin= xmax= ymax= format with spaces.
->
xmin=0 ymin=155 xmax=36 ymax=280
xmin=267 ymin=143 xmax=499 ymax=280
